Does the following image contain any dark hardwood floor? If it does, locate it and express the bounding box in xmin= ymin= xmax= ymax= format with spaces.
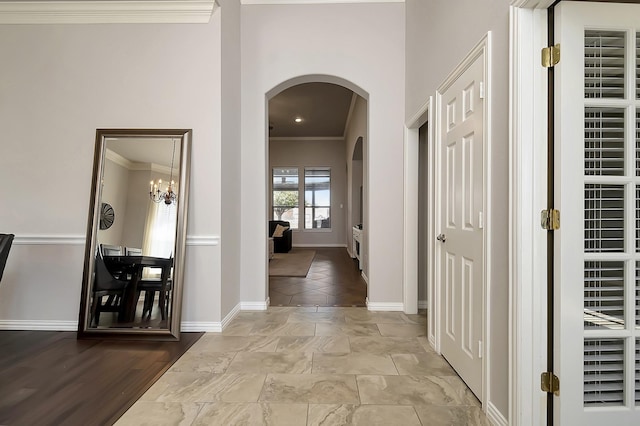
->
xmin=0 ymin=330 xmax=202 ymax=426
xmin=269 ymin=247 xmax=367 ymax=307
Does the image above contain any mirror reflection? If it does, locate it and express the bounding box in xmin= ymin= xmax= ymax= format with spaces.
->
xmin=79 ymin=130 xmax=190 ymax=339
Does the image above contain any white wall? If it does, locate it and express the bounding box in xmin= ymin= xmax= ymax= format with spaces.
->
xmin=121 ymin=169 xmax=158 ymax=250
xmin=240 ymin=3 xmax=405 ymax=305
xmin=269 ymin=138 xmax=347 ymax=247
xmin=99 ymin=158 xmax=130 ymax=246
xmin=405 ymin=0 xmax=510 ymax=418
xmin=0 ymin=17 xmax=223 ymax=326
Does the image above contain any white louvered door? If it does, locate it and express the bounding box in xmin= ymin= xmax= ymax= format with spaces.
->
xmin=555 ymin=2 xmax=640 ymax=424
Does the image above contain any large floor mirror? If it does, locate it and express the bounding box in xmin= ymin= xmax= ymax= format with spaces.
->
xmin=78 ymin=129 xmax=191 ymax=340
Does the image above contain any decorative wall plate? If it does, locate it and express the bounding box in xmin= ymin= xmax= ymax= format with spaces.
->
xmin=99 ymin=202 xmax=114 ymax=230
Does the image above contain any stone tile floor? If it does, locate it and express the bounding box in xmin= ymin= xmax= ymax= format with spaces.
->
xmin=116 ymin=307 xmax=490 ymax=425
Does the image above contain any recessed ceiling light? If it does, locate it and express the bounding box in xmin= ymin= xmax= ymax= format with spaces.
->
xmin=294 ymin=117 xmax=303 ymax=123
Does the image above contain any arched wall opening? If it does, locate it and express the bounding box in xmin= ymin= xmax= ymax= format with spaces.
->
xmin=265 ymin=74 xmax=369 ymax=306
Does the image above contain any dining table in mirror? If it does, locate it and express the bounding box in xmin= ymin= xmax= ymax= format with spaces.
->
xmin=78 ymin=129 xmax=191 ymax=340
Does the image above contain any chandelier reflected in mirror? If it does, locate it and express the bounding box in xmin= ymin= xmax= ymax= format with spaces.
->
xmin=149 ymin=139 xmax=178 ymax=205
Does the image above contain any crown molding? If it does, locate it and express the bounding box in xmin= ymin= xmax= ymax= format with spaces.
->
xmin=269 ymin=136 xmax=345 ymax=142
xmin=242 ymin=0 xmax=403 ymax=4
xmin=0 ymin=1 xmax=218 ymax=25
xmin=105 ymin=149 xmax=134 ymax=169
xmin=509 ymin=0 xmax=554 ymax=8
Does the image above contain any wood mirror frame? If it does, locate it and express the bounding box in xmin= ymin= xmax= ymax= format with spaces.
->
xmin=78 ymin=129 xmax=191 ymax=340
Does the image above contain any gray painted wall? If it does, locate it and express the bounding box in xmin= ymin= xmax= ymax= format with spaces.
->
xmin=269 ymin=139 xmax=347 ymax=247
xmin=0 ymin=17 xmax=223 ymax=325
xmin=405 ymin=0 xmax=510 ymax=417
xmin=240 ymin=3 xmax=405 ymax=305
xmin=220 ymin=0 xmax=243 ymax=320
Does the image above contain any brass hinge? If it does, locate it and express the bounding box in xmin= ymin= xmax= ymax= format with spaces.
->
xmin=541 ymin=209 xmax=560 ymax=231
xmin=541 ymin=371 xmax=560 ymax=396
xmin=541 ymin=44 xmax=560 ymax=67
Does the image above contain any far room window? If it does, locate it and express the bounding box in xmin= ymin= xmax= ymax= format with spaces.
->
xmin=305 ymin=167 xmax=331 ymax=229
xmin=272 ymin=167 xmax=299 ymax=229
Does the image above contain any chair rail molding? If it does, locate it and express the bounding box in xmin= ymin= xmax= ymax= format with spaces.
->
xmin=13 ymin=234 xmax=85 ymax=245
xmin=186 ymin=235 xmax=220 ymax=246
xmin=0 ymin=1 xmax=217 ymax=24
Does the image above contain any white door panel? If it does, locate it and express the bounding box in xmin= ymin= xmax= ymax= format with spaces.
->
xmin=438 ymin=49 xmax=485 ymax=399
xmin=555 ymin=2 xmax=640 ymax=424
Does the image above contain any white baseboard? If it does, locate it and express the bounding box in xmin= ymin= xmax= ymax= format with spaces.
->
xmin=0 ymin=320 xmax=78 ymax=331
xmin=179 ymin=303 xmax=241 ymax=332
xmin=292 ymin=244 xmax=347 ymax=248
xmin=366 ymin=301 xmax=404 ymax=312
xmin=486 ymin=401 xmax=508 ymax=426
xmin=418 ymin=300 xmax=428 ymax=310
xmin=241 ymin=300 xmax=269 ymax=311
xmin=181 ymin=321 xmax=221 ymax=332
xmin=221 ymin=303 xmax=241 ymax=329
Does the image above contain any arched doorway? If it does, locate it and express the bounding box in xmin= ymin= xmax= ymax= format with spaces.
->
xmin=266 ymin=75 xmax=369 ymax=307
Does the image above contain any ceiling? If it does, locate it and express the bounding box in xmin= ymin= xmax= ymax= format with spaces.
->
xmin=107 ymin=138 xmax=178 ymax=169
xmin=268 ymin=82 xmax=355 ymax=138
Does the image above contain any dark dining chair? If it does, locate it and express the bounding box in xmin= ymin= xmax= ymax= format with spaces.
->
xmin=137 ymin=277 xmax=172 ymax=320
xmin=124 ymin=247 xmax=142 ymax=256
xmin=0 ymin=234 xmax=15 ymax=283
xmin=136 ymin=257 xmax=173 ymax=320
xmin=91 ymin=248 xmax=128 ymax=326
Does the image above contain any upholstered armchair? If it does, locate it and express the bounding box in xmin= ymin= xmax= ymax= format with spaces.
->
xmin=268 ymin=220 xmax=292 ymax=253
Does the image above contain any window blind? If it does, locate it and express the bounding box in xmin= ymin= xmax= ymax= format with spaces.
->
xmin=584 ymin=339 xmax=625 ymax=406
xmin=584 ymin=261 xmax=625 ymax=330
xmin=585 ymin=184 xmax=625 ymax=252
xmin=585 ymin=30 xmax=626 ymax=99
xmin=585 ymin=107 xmax=625 ymax=176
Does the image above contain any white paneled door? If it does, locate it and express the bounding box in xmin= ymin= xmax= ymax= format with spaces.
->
xmin=437 ymin=43 xmax=486 ymax=400
xmin=554 ymin=2 xmax=640 ymax=424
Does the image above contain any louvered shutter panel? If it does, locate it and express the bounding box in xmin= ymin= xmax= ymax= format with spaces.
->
xmin=636 ymin=339 xmax=640 ymax=404
xmin=582 ymin=28 xmax=636 ymax=408
xmin=636 ymin=32 xmax=640 ymax=99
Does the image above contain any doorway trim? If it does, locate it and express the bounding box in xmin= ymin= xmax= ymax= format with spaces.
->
xmin=509 ymin=1 xmax=553 ymax=425
xmin=404 ymin=97 xmax=433 ymax=318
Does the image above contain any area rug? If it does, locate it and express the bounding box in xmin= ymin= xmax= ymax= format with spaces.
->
xmin=269 ymin=249 xmax=316 ymax=277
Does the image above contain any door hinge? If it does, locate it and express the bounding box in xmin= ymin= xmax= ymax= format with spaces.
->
xmin=541 ymin=44 xmax=560 ymax=68
xmin=541 ymin=209 xmax=560 ymax=231
xmin=541 ymin=371 xmax=560 ymax=396
xmin=479 ymin=81 xmax=485 ymax=99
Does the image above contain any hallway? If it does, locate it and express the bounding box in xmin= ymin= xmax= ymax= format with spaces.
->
xmin=269 ymin=248 xmax=367 ymax=307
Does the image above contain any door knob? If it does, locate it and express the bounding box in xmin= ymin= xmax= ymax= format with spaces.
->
xmin=436 ymin=233 xmax=446 ymax=243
